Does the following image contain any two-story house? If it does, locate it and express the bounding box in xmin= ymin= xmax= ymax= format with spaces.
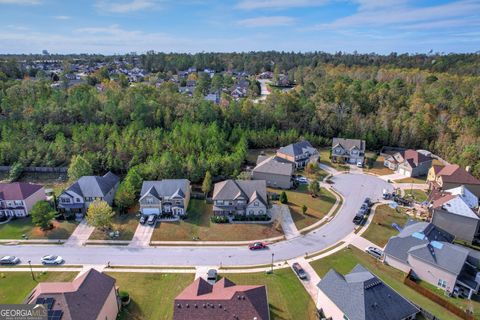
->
xmin=276 ymin=140 xmax=319 ymax=169
xmin=139 ymin=179 xmax=191 ymax=217
xmin=0 ymin=183 xmax=45 ymax=219
xmin=331 ymin=138 xmax=366 ymax=165
xmin=427 ymin=164 xmax=480 ymax=197
xmin=384 ymin=149 xmax=432 ymax=177
xmin=212 ymin=180 xmax=268 ymax=216
xmin=57 ymin=172 xmax=119 ymax=220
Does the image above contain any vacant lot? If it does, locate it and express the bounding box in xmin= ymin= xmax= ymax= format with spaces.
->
xmin=395 ymin=175 xmax=427 ymax=184
xmin=310 ymin=247 xmax=463 ymax=320
xmin=151 ymin=199 xmax=283 ymax=241
xmin=221 ymin=268 xmax=318 ymax=320
xmin=362 ymin=204 xmax=409 ymax=247
xmin=111 ymin=272 xmax=194 ymax=320
xmin=0 ymin=217 xmax=78 ymax=240
xmin=89 ymin=212 xmax=139 ymax=241
xmin=270 ymin=185 xmax=336 ymax=230
xmin=0 ymin=271 xmax=77 ymax=304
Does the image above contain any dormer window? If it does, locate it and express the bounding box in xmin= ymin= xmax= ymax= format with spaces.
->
xmin=254 ymin=201 xmax=259 ymax=207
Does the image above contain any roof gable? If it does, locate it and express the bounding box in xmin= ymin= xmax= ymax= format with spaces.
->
xmin=0 ymin=183 xmax=43 ymax=200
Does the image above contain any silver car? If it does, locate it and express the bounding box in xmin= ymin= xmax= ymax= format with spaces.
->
xmin=41 ymin=255 xmax=64 ymax=265
xmin=365 ymin=247 xmax=383 ymax=260
xmin=0 ymin=256 xmax=20 ymax=265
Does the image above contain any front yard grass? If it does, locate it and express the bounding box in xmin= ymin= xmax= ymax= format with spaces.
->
xmin=221 ymin=268 xmax=318 ymax=320
xmin=319 ymin=148 xmax=350 ymax=171
xmin=362 ymin=204 xmax=409 ymax=247
xmin=0 ymin=271 xmax=77 ymax=304
xmin=151 ymin=199 xmax=283 ymax=241
xmin=110 ymin=272 xmax=194 ymax=320
xmin=395 ymin=175 xmax=427 ymax=184
xmin=310 ymin=247 xmax=463 ymax=320
xmin=89 ymin=212 xmax=139 ymax=241
xmin=404 ymin=189 xmax=429 ymax=202
xmin=0 ymin=217 xmax=78 ymax=240
xmin=270 ymin=185 xmax=336 ymax=230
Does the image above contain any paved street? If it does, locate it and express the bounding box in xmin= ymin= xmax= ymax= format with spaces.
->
xmin=0 ymin=173 xmax=393 ymax=267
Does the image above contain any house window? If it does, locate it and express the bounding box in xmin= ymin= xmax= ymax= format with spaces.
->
xmin=146 ymin=197 xmax=154 ymax=204
xmin=76 ymin=198 xmax=80 ymax=203
xmin=437 ymin=279 xmax=447 ymax=288
xmin=249 ymin=210 xmax=254 ymax=214
xmin=14 ymin=200 xmax=23 ymax=206
xmin=228 ymin=201 xmax=233 ymax=206
xmin=61 ymin=198 xmax=70 ymax=203
xmin=259 ymin=210 xmax=263 ymax=214
xmin=254 ymin=201 xmax=258 ymax=207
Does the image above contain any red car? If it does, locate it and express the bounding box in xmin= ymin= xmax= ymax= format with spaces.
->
xmin=249 ymin=242 xmax=268 ymax=250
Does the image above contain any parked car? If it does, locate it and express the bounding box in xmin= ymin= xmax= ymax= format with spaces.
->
xmin=363 ymin=197 xmax=372 ymax=207
xmin=41 ymin=255 xmax=64 ymax=265
xmin=147 ymin=215 xmax=157 ymax=225
xmin=249 ymin=242 xmax=268 ymax=250
xmin=292 ymin=262 xmax=307 ymax=280
xmin=0 ymin=256 xmax=20 ymax=265
xmin=296 ymin=176 xmax=308 ymax=184
xmin=357 ymin=161 xmax=363 ymax=168
xmin=365 ymin=247 xmax=384 ymax=260
xmin=353 ymin=213 xmax=365 ymax=225
xmin=207 ymin=269 xmax=217 ymax=283
xmin=360 ymin=203 xmax=370 ymax=215
xmin=139 ymin=215 xmax=147 ymax=225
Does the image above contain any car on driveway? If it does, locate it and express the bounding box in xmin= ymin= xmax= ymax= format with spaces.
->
xmin=147 ymin=215 xmax=157 ymax=226
xmin=295 ymin=176 xmax=308 ymax=184
xmin=207 ymin=269 xmax=217 ymax=284
xmin=356 ymin=161 xmax=363 ymax=168
xmin=139 ymin=215 xmax=147 ymax=225
xmin=249 ymin=242 xmax=268 ymax=250
xmin=292 ymin=262 xmax=307 ymax=280
xmin=41 ymin=255 xmax=64 ymax=265
xmin=0 ymin=256 xmax=20 ymax=265
xmin=365 ymin=247 xmax=383 ymax=260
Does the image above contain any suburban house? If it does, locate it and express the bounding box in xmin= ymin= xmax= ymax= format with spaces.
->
xmin=427 ymin=164 xmax=480 ymax=197
xmin=57 ymin=172 xmax=120 ymax=219
xmin=139 ymin=179 xmax=191 ymax=217
xmin=252 ymin=155 xmax=294 ymax=189
xmin=331 ymin=138 xmax=366 ymax=165
xmin=317 ymin=264 xmax=419 ymax=320
xmin=0 ymin=182 xmax=45 ymax=218
xmin=24 ymin=269 xmax=120 ymax=320
xmin=212 ymin=180 xmax=268 ymax=216
xmin=276 ymin=140 xmax=319 ymax=169
xmin=384 ymin=220 xmax=480 ymax=299
xmin=430 ymin=186 xmax=480 ymax=243
xmin=384 ymin=149 xmax=432 ymax=177
xmin=173 ymin=277 xmax=269 ymax=320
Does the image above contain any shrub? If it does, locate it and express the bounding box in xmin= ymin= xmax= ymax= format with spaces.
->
xmin=279 ymin=191 xmax=288 ymax=204
xmin=210 ymin=215 xmax=229 ymax=223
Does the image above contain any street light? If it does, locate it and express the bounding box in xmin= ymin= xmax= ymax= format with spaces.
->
xmin=28 ymin=260 xmax=36 ymax=282
xmin=271 ymin=253 xmax=274 ymax=274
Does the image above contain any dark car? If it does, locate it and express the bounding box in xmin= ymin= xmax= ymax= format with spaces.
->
xmin=292 ymin=262 xmax=307 ymax=280
xmin=0 ymin=256 xmax=20 ymax=265
xmin=364 ymin=197 xmax=372 ymax=207
xmin=249 ymin=242 xmax=268 ymax=250
xmin=353 ymin=213 xmax=365 ymax=225
xmin=139 ymin=215 xmax=147 ymax=225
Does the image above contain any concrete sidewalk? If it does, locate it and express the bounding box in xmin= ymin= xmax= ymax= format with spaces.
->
xmin=64 ymin=220 xmax=94 ymax=246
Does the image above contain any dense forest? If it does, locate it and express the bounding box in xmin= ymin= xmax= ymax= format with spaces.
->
xmin=0 ymin=51 xmax=479 ymax=182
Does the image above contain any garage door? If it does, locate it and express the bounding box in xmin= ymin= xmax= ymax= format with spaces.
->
xmin=142 ymin=208 xmax=160 ymax=215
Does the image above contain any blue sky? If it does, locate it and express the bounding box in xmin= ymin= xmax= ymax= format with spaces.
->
xmin=0 ymin=0 xmax=479 ymax=54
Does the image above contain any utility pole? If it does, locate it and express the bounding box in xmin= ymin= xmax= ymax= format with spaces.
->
xmin=271 ymin=253 xmax=274 ymax=274
xmin=28 ymin=260 xmax=36 ymax=282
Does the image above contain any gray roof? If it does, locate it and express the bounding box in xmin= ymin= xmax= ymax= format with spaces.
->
xmin=212 ymin=180 xmax=267 ymax=206
xmin=384 ymin=220 xmax=454 ymax=263
xmin=332 ymin=138 xmax=366 ymax=151
xmin=140 ymin=179 xmax=190 ymax=200
xmin=277 ymin=140 xmax=316 ymax=157
xmin=65 ymin=172 xmax=119 ymax=198
xmin=408 ymin=242 xmax=469 ymax=275
xmin=253 ymin=156 xmax=294 ymax=176
xmin=318 ymin=264 xmax=419 ymax=320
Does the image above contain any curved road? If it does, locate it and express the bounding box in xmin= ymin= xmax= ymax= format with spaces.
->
xmin=0 ymin=173 xmax=393 ymax=267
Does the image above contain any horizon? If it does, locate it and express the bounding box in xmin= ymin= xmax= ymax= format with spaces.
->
xmin=1 ymin=0 xmax=479 ymax=54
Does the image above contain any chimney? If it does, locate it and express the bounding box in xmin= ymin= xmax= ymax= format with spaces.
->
xmin=466 ymin=166 xmax=471 ymax=173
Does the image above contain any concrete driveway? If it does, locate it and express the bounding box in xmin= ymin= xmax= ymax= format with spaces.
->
xmin=0 ymin=174 xmax=393 ymax=267
xmin=271 ymin=204 xmax=299 ymax=240
xmin=129 ymin=223 xmax=155 ymax=247
xmin=63 ymin=220 xmax=94 ymax=246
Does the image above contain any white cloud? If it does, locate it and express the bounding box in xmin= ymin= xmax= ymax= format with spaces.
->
xmin=237 ymin=16 xmax=295 ymax=27
xmin=54 ymin=15 xmax=71 ymax=20
xmin=236 ymin=0 xmax=327 ymax=10
xmin=0 ymin=0 xmax=40 ymax=4
xmin=95 ymin=0 xmax=157 ymax=13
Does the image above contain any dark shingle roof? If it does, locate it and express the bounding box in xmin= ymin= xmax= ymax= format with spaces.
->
xmin=277 ymin=140 xmax=315 ymax=157
xmin=65 ymin=172 xmax=119 ymax=198
xmin=408 ymin=242 xmax=469 ymax=275
xmin=140 ymin=179 xmax=190 ymax=200
xmin=212 ymin=180 xmax=267 ymax=206
xmin=332 ymin=138 xmax=366 ymax=152
xmin=318 ymin=264 xmax=419 ymax=320
xmin=253 ymin=156 xmax=294 ymax=176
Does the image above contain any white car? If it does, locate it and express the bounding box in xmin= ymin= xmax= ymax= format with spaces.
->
xmin=0 ymin=256 xmax=20 ymax=265
xmin=356 ymin=161 xmax=363 ymax=168
xmin=296 ymin=176 xmax=308 ymax=184
xmin=365 ymin=247 xmax=383 ymax=260
xmin=41 ymin=255 xmax=64 ymax=265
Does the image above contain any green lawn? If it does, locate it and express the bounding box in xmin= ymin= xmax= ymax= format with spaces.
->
xmin=221 ymin=268 xmax=317 ymax=320
xmin=310 ymin=247 xmax=463 ymax=320
xmin=89 ymin=212 xmax=139 ymax=241
xmin=362 ymin=204 xmax=409 ymax=247
xmin=110 ymin=272 xmax=194 ymax=320
xmin=151 ymin=199 xmax=283 ymax=241
xmin=0 ymin=217 xmax=78 ymax=240
xmin=0 ymin=271 xmax=77 ymax=304
xmin=404 ymin=189 xmax=429 ymax=202
xmin=395 ymin=176 xmax=427 ymax=184
xmin=270 ymin=184 xmax=336 ymax=230
xmin=319 ymin=148 xmax=350 ymax=171
xmin=302 ymin=167 xmax=329 ymax=182
xmin=364 ymin=155 xmax=394 ymax=176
